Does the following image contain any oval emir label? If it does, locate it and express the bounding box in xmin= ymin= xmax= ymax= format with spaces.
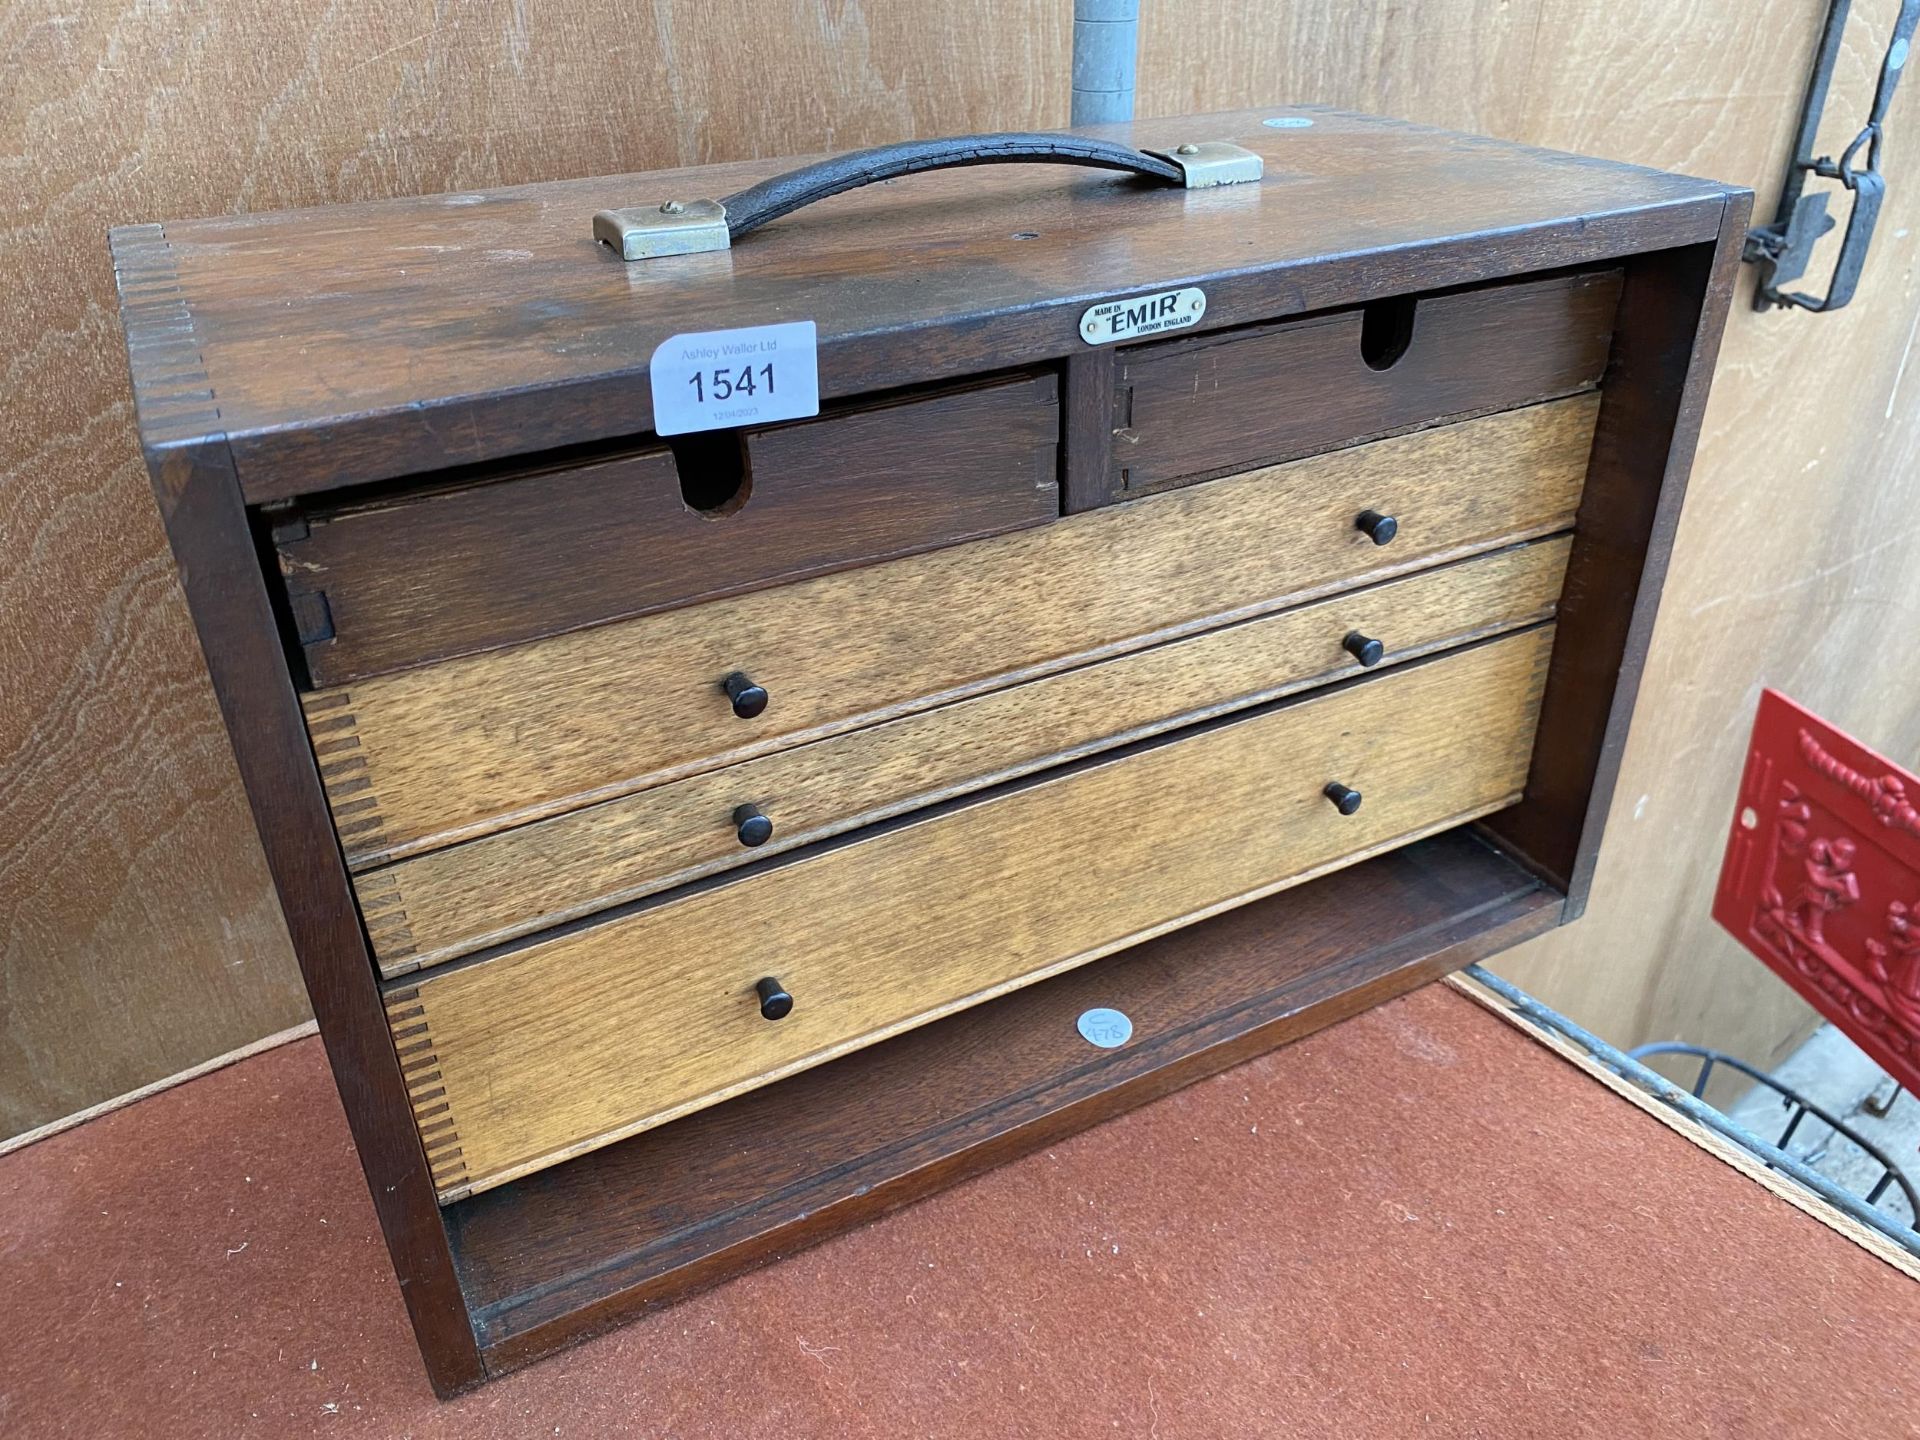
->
xmin=1079 ymin=287 xmax=1206 ymax=346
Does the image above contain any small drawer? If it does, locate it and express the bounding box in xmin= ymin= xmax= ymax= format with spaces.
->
xmin=306 ymin=393 xmax=1595 ymax=868
xmin=385 ymin=626 xmax=1554 ymax=1201
xmin=276 ymin=372 xmax=1061 ymax=685
xmin=360 ymin=536 xmax=1570 ymax=975
xmin=1103 ymin=268 xmax=1621 ymax=502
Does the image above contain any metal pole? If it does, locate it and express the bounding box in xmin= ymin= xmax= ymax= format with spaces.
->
xmin=1072 ymin=0 xmax=1138 ymax=125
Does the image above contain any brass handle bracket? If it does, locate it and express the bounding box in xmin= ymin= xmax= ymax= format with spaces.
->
xmin=1142 ymin=141 xmax=1266 ymax=187
xmin=592 ymin=199 xmax=730 ymax=261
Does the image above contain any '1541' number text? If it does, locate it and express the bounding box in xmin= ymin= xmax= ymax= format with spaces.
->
xmin=687 ymin=363 xmax=776 ymax=404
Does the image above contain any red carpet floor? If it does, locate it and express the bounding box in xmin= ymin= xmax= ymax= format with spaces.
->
xmin=3 ymin=982 xmax=1915 ymax=1438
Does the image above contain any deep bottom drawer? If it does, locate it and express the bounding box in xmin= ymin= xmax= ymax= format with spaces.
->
xmin=389 ymin=626 xmax=1554 ymax=1201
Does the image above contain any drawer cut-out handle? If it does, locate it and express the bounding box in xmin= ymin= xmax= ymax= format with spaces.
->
xmin=755 ymin=976 xmax=794 ymax=1021
xmin=1360 ymin=295 xmax=1419 ymax=371
xmin=733 ymin=804 xmax=774 ymax=848
xmin=721 ymin=671 xmax=769 ymax=719
xmin=592 ymin=134 xmax=1262 ymax=259
xmin=1323 ymin=782 xmax=1364 ymax=816
xmin=1354 ymin=510 xmax=1398 ymax=546
xmin=671 ymin=431 xmax=752 ymax=516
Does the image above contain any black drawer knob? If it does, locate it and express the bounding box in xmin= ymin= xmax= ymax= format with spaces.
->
xmin=721 ymin=670 xmax=769 ymax=719
xmin=733 ymin=803 xmax=774 ymax=847
xmin=1323 ymin=781 xmax=1363 ymax=816
xmin=1343 ymin=631 xmax=1385 ymax=667
xmin=1355 ymin=510 xmax=1398 ymax=545
xmin=754 ymin=975 xmax=794 ymax=1021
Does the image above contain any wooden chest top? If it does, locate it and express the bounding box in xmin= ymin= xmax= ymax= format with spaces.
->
xmin=113 ymin=105 xmax=1731 ymax=500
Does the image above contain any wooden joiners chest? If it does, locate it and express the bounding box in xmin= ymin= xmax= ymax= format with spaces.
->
xmin=112 ymin=107 xmax=1748 ymax=1393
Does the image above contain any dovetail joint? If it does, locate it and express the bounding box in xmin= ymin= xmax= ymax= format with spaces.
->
xmin=300 ymin=693 xmax=391 ymax=861
xmin=386 ymin=988 xmax=467 ymax=1199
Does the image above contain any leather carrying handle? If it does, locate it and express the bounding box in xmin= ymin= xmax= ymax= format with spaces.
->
xmin=591 ymin=133 xmax=1260 ymax=260
xmin=718 ymin=133 xmax=1185 ymax=240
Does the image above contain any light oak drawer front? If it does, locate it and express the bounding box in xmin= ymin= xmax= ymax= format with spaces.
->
xmin=277 ymin=373 xmax=1061 ymax=687
xmin=362 ymin=537 xmax=1571 ymax=975
xmin=312 ymin=393 xmax=1594 ymax=869
xmin=388 ymin=627 xmax=1554 ymax=1201
xmin=1106 ymin=268 xmax=1620 ymax=501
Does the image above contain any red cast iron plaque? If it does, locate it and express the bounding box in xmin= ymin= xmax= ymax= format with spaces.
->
xmin=1714 ymin=689 xmax=1920 ymax=1096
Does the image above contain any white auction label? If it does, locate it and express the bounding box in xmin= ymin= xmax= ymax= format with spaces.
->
xmin=649 ymin=321 xmax=819 ymax=436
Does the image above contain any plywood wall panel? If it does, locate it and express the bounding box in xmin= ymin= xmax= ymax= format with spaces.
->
xmin=1505 ymin=2 xmax=1920 ymax=1069
xmin=0 ymin=0 xmax=1067 ymax=1140
xmin=1139 ymin=1 xmax=1540 ymax=141
xmin=11 ymin=0 xmax=1912 ymax=1132
xmin=1146 ymin=1 xmax=1917 ymax=1067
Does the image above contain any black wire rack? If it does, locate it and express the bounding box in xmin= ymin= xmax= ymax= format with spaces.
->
xmin=1464 ymin=965 xmax=1920 ymax=1263
xmin=1629 ymin=1041 xmax=1919 ymax=1229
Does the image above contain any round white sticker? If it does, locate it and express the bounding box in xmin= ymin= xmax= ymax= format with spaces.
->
xmin=1076 ymin=1007 xmax=1134 ymax=1049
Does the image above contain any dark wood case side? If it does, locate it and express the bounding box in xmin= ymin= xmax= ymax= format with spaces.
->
xmin=1479 ymin=192 xmax=1752 ymax=911
xmin=110 ymin=226 xmax=483 ymax=1397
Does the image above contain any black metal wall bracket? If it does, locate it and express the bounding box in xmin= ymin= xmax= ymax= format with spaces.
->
xmin=1744 ymin=0 xmax=1919 ymax=313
